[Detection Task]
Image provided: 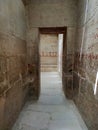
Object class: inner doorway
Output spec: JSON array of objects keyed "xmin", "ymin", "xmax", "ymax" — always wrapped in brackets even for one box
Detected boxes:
[{"xmin": 40, "ymin": 34, "xmax": 61, "ymax": 72}]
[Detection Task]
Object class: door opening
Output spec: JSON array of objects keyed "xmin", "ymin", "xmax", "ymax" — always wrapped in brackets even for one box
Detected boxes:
[{"xmin": 39, "ymin": 27, "xmax": 67, "ymax": 95}]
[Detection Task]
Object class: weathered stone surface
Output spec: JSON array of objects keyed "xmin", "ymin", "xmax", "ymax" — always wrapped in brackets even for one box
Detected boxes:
[
  {"xmin": 73, "ymin": 0, "xmax": 98, "ymax": 129},
  {"xmin": 26, "ymin": 0, "xmax": 77, "ymax": 27},
  {"xmin": 74, "ymin": 75, "xmax": 98, "ymax": 130},
  {"xmin": 0, "ymin": 0, "xmax": 27, "ymax": 130}
]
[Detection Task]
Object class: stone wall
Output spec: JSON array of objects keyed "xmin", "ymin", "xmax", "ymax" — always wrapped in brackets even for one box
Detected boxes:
[
  {"xmin": 0, "ymin": 0, "xmax": 27, "ymax": 129},
  {"xmin": 40, "ymin": 34, "xmax": 58, "ymax": 72},
  {"xmin": 25, "ymin": 0, "xmax": 77, "ymax": 97},
  {"xmin": 73, "ymin": 0, "xmax": 98, "ymax": 129}
]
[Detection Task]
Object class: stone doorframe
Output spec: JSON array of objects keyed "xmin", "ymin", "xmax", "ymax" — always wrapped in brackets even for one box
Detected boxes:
[
  {"xmin": 27, "ymin": 27, "xmax": 67, "ymax": 99},
  {"xmin": 39, "ymin": 27, "xmax": 67, "ymax": 96}
]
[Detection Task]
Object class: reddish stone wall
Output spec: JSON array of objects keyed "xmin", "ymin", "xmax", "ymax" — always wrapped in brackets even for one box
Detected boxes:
[
  {"xmin": 0, "ymin": 0, "xmax": 28, "ymax": 129},
  {"xmin": 73, "ymin": 0, "xmax": 98, "ymax": 130}
]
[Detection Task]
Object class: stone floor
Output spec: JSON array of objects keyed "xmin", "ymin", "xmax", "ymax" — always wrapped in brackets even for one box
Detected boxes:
[{"xmin": 12, "ymin": 72, "xmax": 88, "ymax": 130}]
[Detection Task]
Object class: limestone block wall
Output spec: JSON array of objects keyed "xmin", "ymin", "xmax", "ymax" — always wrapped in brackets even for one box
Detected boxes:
[
  {"xmin": 25, "ymin": 0, "xmax": 77, "ymax": 96},
  {"xmin": 27, "ymin": 28, "xmax": 40, "ymax": 99},
  {"xmin": 73, "ymin": 0, "xmax": 98, "ymax": 129},
  {"xmin": 0, "ymin": 0, "xmax": 27, "ymax": 129},
  {"xmin": 40, "ymin": 34, "xmax": 58, "ymax": 72}
]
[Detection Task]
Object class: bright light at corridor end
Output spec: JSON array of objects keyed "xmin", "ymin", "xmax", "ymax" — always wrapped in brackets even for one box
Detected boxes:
[{"xmin": 94, "ymin": 71, "xmax": 98, "ymax": 95}]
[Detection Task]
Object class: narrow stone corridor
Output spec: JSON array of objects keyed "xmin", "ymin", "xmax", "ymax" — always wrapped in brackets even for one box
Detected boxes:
[{"xmin": 12, "ymin": 72, "xmax": 88, "ymax": 130}]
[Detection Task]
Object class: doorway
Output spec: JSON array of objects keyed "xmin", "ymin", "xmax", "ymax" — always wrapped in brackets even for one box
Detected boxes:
[{"xmin": 39, "ymin": 27, "xmax": 67, "ymax": 93}]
